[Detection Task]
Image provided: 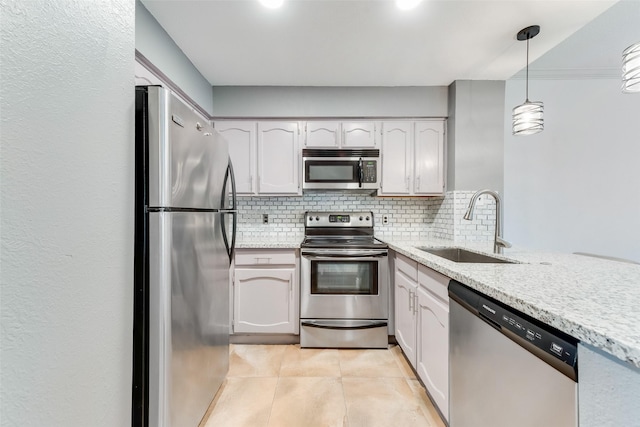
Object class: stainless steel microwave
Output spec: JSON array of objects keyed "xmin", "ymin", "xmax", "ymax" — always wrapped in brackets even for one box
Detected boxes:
[{"xmin": 302, "ymin": 149, "xmax": 380, "ymax": 192}]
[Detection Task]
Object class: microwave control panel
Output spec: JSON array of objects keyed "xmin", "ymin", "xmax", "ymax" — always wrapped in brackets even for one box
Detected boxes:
[{"xmin": 362, "ymin": 161, "xmax": 377, "ymax": 183}]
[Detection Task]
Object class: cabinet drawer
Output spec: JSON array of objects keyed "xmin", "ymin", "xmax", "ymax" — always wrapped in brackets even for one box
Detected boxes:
[
  {"xmin": 235, "ymin": 249, "xmax": 297, "ymax": 266},
  {"xmin": 395, "ymin": 253, "xmax": 418, "ymax": 281},
  {"xmin": 418, "ymin": 264, "xmax": 449, "ymax": 302}
]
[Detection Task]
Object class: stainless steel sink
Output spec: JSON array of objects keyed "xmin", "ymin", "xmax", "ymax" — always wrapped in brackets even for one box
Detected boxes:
[{"xmin": 416, "ymin": 247, "xmax": 518, "ymax": 264}]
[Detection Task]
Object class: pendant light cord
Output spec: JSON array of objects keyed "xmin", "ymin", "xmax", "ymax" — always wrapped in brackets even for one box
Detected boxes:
[{"xmin": 525, "ymin": 37, "xmax": 530, "ymax": 102}]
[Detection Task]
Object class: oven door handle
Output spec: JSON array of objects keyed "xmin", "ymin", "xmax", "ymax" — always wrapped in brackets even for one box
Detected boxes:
[
  {"xmin": 301, "ymin": 250, "xmax": 388, "ymax": 258},
  {"xmin": 301, "ymin": 320, "xmax": 388, "ymax": 330}
]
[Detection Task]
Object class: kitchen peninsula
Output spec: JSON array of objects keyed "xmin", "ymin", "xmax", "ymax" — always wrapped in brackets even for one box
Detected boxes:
[{"xmin": 236, "ymin": 235, "xmax": 640, "ymax": 427}]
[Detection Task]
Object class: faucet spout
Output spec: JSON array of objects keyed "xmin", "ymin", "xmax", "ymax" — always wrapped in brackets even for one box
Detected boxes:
[{"xmin": 463, "ymin": 189, "xmax": 511, "ymax": 254}]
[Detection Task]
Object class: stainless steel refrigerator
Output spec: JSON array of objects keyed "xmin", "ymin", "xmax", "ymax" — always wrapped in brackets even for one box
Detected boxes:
[{"xmin": 133, "ymin": 86, "xmax": 236, "ymax": 427}]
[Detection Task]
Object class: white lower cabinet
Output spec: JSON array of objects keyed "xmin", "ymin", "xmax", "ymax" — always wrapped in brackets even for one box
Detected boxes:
[
  {"xmin": 416, "ymin": 265, "xmax": 449, "ymax": 421},
  {"xmin": 232, "ymin": 249, "xmax": 299, "ymax": 334},
  {"xmin": 394, "ymin": 253, "xmax": 418, "ymax": 365},
  {"xmin": 393, "ymin": 252, "xmax": 450, "ymax": 421}
]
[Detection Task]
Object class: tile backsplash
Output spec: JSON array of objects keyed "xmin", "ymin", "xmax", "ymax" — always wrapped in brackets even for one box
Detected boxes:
[{"xmin": 236, "ymin": 190, "xmax": 496, "ymax": 244}]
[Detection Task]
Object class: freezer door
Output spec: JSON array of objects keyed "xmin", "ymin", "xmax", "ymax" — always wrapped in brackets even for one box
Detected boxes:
[
  {"xmin": 148, "ymin": 211, "xmax": 229, "ymax": 427},
  {"xmin": 146, "ymin": 86, "xmax": 229, "ymax": 210}
]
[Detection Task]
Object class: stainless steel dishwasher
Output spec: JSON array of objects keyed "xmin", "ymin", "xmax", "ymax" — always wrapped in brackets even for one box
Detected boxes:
[{"xmin": 449, "ymin": 280, "xmax": 578, "ymax": 427}]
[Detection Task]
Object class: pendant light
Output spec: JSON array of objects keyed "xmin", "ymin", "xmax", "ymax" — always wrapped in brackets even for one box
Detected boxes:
[
  {"xmin": 622, "ymin": 41, "xmax": 640, "ymax": 93},
  {"xmin": 512, "ymin": 25, "xmax": 543, "ymax": 136}
]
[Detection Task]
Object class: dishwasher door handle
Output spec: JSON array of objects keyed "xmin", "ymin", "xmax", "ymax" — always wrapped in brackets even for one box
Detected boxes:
[{"xmin": 478, "ymin": 312, "xmax": 502, "ymax": 330}]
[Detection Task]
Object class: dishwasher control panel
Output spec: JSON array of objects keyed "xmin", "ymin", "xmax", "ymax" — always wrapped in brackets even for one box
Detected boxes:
[
  {"xmin": 477, "ymin": 296, "xmax": 578, "ymax": 368},
  {"xmin": 449, "ymin": 280, "xmax": 579, "ymax": 372}
]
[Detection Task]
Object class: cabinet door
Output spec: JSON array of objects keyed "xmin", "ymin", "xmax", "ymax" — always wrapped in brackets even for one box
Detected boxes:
[
  {"xmin": 414, "ymin": 120, "xmax": 445, "ymax": 195},
  {"xmin": 394, "ymin": 267, "xmax": 417, "ymax": 367},
  {"xmin": 342, "ymin": 122, "xmax": 377, "ymax": 148},
  {"xmin": 380, "ymin": 121, "xmax": 412, "ymax": 195},
  {"xmin": 257, "ymin": 122, "xmax": 300, "ymax": 194},
  {"xmin": 304, "ymin": 121, "xmax": 340, "ymax": 148},
  {"xmin": 233, "ymin": 268, "xmax": 296, "ymax": 333},
  {"xmin": 416, "ymin": 286, "xmax": 449, "ymax": 421},
  {"xmin": 215, "ymin": 121, "xmax": 256, "ymax": 195}
]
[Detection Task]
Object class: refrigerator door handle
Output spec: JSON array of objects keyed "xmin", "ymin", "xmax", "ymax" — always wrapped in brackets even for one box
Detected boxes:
[{"xmin": 220, "ymin": 158, "xmax": 237, "ymax": 263}]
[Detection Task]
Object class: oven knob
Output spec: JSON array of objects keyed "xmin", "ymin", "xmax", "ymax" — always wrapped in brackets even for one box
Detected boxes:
[
  {"xmin": 315, "ymin": 216, "xmax": 319, "ymax": 221},
  {"xmin": 359, "ymin": 216, "xmax": 363, "ymax": 221},
  {"xmin": 366, "ymin": 216, "xmax": 370, "ymax": 221},
  {"xmin": 308, "ymin": 216, "xmax": 313, "ymax": 221}
]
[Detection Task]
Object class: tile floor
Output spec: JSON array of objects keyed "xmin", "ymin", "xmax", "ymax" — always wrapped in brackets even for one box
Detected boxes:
[{"xmin": 201, "ymin": 344, "xmax": 446, "ymax": 427}]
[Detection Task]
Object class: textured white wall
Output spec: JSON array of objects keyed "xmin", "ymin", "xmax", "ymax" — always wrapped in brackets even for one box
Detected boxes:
[
  {"xmin": 578, "ymin": 343, "xmax": 640, "ymax": 427},
  {"xmin": 0, "ymin": 1, "xmax": 134, "ymax": 426},
  {"xmin": 503, "ymin": 77, "xmax": 640, "ymax": 262}
]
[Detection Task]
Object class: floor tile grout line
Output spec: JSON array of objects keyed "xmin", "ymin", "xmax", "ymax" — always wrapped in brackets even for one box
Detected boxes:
[
  {"xmin": 336, "ymin": 348, "xmax": 349, "ymax": 427},
  {"xmin": 265, "ymin": 344, "xmax": 290, "ymax": 427}
]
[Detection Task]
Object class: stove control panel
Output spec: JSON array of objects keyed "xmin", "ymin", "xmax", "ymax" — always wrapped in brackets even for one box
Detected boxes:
[
  {"xmin": 305, "ymin": 212, "xmax": 374, "ymax": 227},
  {"xmin": 329, "ymin": 214, "xmax": 350, "ymax": 223}
]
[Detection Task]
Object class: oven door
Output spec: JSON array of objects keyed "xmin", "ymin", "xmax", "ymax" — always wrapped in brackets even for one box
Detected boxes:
[{"xmin": 300, "ymin": 249, "xmax": 389, "ymax": 319}]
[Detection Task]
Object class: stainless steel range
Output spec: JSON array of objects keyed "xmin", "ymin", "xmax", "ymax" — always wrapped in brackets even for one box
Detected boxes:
[{"xmin": 300, "ymin": 211, "xmax": 389, "ymax": 349}]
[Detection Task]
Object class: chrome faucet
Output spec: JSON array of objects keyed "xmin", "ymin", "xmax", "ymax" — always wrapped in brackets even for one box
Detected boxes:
[{"xmin": 463, "ymin": 189, "xmax": 512, "ymax": 254}]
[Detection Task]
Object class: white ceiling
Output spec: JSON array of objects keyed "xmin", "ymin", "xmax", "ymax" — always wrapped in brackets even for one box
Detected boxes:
[{"xmin": 141, "ymin": 0, "xmax": 620, "ymax": 87}]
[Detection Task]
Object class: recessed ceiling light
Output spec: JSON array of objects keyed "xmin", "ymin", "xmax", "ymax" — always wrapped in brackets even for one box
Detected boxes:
[
  {"xmin": 259, "ymin": 0, "xmax": 284, "ymax": 9},
  {"xmin": 396, "ymin": 0, "xmax": 423, "ymax": 11}
]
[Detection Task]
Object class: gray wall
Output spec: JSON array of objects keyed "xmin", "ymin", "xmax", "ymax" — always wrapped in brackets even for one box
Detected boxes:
[
  {"xmin": 447, "ymin": 80, "xmax": 506, "ymax": 195},
  {"xmin": 135, "ymin": 0, "xmax": 214, "ymax": 114},
  {"xmin": 578, "ymin": 344, "xmax": 640, "ymax": 427},
  {"xmin": 210, "ymin": 86, "xmax": 448, "ymax": 117},
  {"xmin": 1, "ymin": 1, "xmax": 134, "ymax": 425},
  {"xmin": 503, "ymin": 0, "xmax": 640, "ymax": 262},
  {"xmin": 503, "ymin": 76, "xmax": 640, "ymax": 261}
]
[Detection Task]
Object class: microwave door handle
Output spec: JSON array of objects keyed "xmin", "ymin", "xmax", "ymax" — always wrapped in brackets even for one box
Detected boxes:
[{"xmin": 358, "ymin": 158, "xmax": 364, "ymax": 188}]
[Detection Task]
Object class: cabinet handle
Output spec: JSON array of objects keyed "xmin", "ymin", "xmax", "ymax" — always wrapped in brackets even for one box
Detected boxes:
[
  {"xmin": 413, "ymin": 293, "xmax": 418, "ymax": 315},
  {"xmin": 409, "ymin": 290, "xmax": 414, "ymax": 312},
  {"xmin": 254, "ymin": 257, "xmax": 271, "ymax": 264},
  {"xmin": 406, "ymin": 176, "xmax": 410, "ymax": 190},
  {"xmin": 416, "ymin": 176, "xmax": 420, "ymax": 191}
]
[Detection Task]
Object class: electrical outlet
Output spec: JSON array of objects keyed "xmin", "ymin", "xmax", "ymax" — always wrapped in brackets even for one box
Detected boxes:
[
  {"xmin": 262, "ymin": 214, "xmax": 269, "ymax": 224},
  {"xmin": 382, "ymin": 214, "xmax": 389, "ymax": 225}
]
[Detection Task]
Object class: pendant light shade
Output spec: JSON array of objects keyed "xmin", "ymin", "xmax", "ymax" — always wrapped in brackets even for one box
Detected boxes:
[
  {"xmin": 512, "ymin": 25, "xmax": 543, "ymax": 136},
  {"xmin": 512, "ymin": 101, "xmax": 544, "ymax": 135},
  {"xmin": 622, "ymin": 41, "xmax": 640, "ymax": 93}
]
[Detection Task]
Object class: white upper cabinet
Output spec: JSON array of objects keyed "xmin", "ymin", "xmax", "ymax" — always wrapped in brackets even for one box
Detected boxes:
[
  {"xmin": 342, "ymin": 122, "xmax": 377, "ymax": 148},
  {"xmin": 257, "ymin": 121, "xmax": 301, "ymax": 195},
  {"xmin": 215, "ymin": 121, "xmax": 256, "ymax": 195},
  {"xmin": 380, "ymin": 119, "xmax": 445, "ymax": 196},
  {"xmin": 303, "ymin": 121, "xmax": 377, "ymax": 148},
  {"xmin": 414, "ymin": 120, "xmax": 445, "ymax": 195},
  {"xmin": 381, "ymin": 122, "xmax": 412, "ymax": 195},
  {"xmin": 304, "ymin": 121, "xmax": 341, "ymax": 148}
]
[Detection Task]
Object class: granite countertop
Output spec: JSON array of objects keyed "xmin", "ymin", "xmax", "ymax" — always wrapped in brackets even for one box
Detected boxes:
[
  {"xmin": 235, "ymin": 237, "xmax": 303, "ymax": 249},
  {"xmin": 381, "ymin": 237, "xmax": 640, "ymax": 369}
]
